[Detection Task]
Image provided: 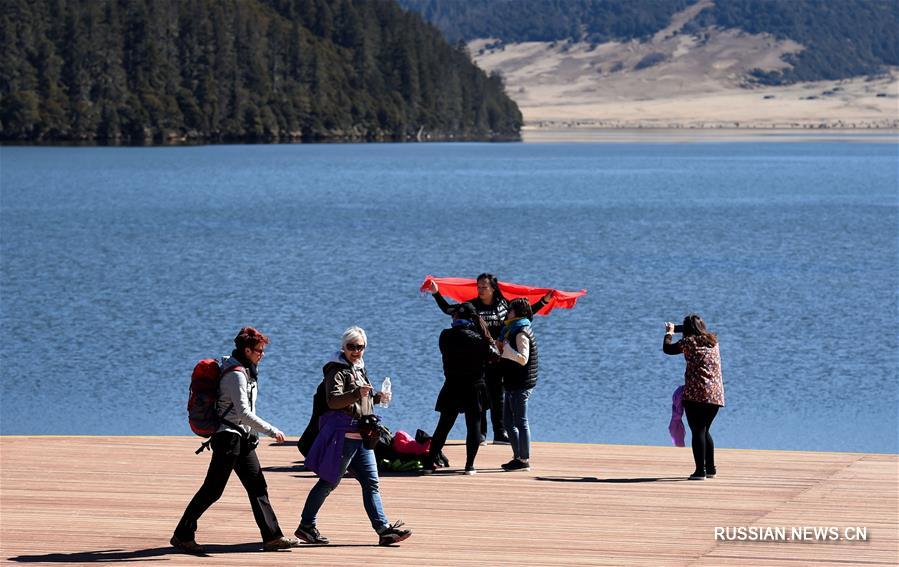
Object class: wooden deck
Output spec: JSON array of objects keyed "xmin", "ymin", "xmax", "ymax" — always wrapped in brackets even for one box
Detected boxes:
[{"xmin": 1, "ymin": 436, "xmax": 896, "ymax": 566}]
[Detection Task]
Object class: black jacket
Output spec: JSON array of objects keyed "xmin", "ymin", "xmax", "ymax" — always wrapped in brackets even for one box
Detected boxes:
[
  {"xmin": 297, "ymin": 381, "xmax": 327, "ymax": 457},
  {"xmin": 434, "ymin": 324, "xmax": 492, "ymax": 413}
]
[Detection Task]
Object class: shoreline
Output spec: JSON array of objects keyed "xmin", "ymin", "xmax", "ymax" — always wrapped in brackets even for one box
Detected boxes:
[
  {"xmin": 4, "ymin": 125, "xmax": 898, "ymax": 147},
  {"xmin": 522, "ymin": 125, "xmax": 899, "ymax": 143}
]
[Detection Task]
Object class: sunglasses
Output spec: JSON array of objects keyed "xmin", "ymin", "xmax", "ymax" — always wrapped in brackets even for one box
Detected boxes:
[{"xmin": 345, "ymin": 343, "xmax": 366, "ymax": 352}]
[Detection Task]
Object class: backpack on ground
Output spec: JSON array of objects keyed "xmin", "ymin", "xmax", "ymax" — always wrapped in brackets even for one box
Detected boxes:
[{"xmin": 188, "ymin": 357, "xmax": 243, "ymax": 453}]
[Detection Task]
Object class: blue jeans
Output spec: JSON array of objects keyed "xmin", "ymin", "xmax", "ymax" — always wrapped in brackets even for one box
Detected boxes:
[
  {"xmin": 301, "ymin": 437, "xmax": 388, "ymax": 531},
  {"xmin": 503, "ymin": 388, "xmax": 532, "ymax": 460}
]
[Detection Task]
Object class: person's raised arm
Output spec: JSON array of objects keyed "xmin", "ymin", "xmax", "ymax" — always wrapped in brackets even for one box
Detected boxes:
[
  {"xmin": 429, "ymin": 280, "xmax": 456, "ymax": 314},
  {"xmin": 663, "ymin": 322, "xmax": 683, "ymax": 355},
  {"xmin": 532, "ymin": 290, "xmax": 553, "ymax": 314}
]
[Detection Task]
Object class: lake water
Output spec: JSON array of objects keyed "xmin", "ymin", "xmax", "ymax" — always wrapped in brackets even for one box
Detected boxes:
[{"xmin": 1, "ymin": 141, "xmax": 896, "ymax": 454}]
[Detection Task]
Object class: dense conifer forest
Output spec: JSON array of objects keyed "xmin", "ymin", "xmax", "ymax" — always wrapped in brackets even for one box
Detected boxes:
[
  {"xmin": 399, "ymin": 0, "xmax": 899, "ymax": 85},
  {"xmin": 0, "ymin": 0, "xmax": 522, "ymax": 143}
]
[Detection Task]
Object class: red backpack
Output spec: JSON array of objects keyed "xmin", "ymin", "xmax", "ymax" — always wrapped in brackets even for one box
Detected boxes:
[{"xmin": 188, "ymin": 358, "xmax": 243, "ymax": 452}]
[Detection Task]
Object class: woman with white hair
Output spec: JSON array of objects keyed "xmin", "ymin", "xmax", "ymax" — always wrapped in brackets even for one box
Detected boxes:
[{"xmin": 295, "ymin": 327, "xmax": 412, "ymax": 546}]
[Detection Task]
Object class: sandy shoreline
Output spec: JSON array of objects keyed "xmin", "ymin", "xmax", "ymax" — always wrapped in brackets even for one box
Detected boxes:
[{"xmin": 521, "ymin": 126, "xmax": 899, "ymax": 143}]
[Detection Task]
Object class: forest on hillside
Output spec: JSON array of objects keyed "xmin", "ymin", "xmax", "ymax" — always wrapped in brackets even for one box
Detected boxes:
[
  {"xmin": 399, "ymin": 0, "xmax": 695, "ymax": 45},
  {"xmin": 0, "ymin": 0, "xmax": 522, "ymax": 143},
  {"xmin": 399, "ymin": 0, "xmax": 899, "ymax": 85},
  {"xmin": 692, "ymin": 0, "xmax": 899, "ymax": 84}
]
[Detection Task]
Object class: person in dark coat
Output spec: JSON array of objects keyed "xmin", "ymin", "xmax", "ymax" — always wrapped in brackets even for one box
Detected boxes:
[{"xmin": 424, "ymin": 303, "xmax": 496, "ymax": 474}]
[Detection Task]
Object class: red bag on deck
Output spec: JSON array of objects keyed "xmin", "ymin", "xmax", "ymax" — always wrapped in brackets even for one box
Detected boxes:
[{"xmin": 391, "ymin": 430, "xmax": 430, "ymax": 456}]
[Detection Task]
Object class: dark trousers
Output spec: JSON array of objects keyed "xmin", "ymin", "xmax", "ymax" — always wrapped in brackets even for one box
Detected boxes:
[
  {"xmin": 429, "ymin": 407, "xmax": 482, "ymax": 469},
  {"xmin": 482, "ymin": 363, "xmax": 506, "ymax": 439},
  {"xmin": 683, "ymin": 400, "xmax": 720, "ymax": 475},
  {"xmin": 174, "ymin": 432, "xmax": 284, "ymax": 542}
]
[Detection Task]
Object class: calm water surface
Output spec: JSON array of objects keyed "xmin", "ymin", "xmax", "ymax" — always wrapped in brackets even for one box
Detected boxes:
[{"xmin": 1, "ymin": 142, "xmax": 896, "ymax": 453}]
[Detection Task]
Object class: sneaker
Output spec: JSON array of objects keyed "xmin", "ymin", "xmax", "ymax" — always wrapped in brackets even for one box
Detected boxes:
[
  {"xmin": 378, "ymin": 520, "xmax": 412, "ymax": 546},
  {"xmin": 170, "ymin": 535, "xmax": 204, "ymax": 554},
  {"xmin": 464, "ymin": 466, "xmax": 477, "ymax": 475},
  {"xmin": 493, "ymin": 432, "xmax": 511, "ymax": 444},
  {"xmin": 479, "ymin": 439, "xmax": 488, "ymax": 446},
  {"xmin": 706, "ymin": 468, "xmax": 717, "ymax": 478},
  {"xmin": 502, "ymin": 458, "xmax": 530, "ymax": 471},
  {"xmin": 294, "ymin": 524, "xmax": 330, "ymax": 544},
  {"xmin": 688, "ymin": 472, "xmax": 706, "ymax": 480},
  {"xmin": 263, "ymin": 536, "xmax": 300, "ymax": 551}
]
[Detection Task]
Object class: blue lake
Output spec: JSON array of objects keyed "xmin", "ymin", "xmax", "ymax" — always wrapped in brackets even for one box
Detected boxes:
[{"xmin": 1, "ymin": 141, "xmax": 896, "ymax": 454}]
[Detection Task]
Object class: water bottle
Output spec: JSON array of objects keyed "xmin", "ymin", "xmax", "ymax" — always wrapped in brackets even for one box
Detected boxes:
[{"xmin": 379, "ymin": 377, "xmax": 391, "ymax": 408}]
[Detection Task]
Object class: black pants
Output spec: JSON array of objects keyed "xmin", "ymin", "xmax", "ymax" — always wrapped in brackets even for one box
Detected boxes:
[
  {"xmin": 683, "ymin": 400, "xmax": 720, "ymax": 475},
  {"xmin": 482, "ymin": 363, "xmax": 506, "ymax": 439},
  {"xmin": 429, "ymin": 407, "xmax": 482, "ymax": 469},
  {"xmin": 174, "ymin": 432, "xmax": 284, "ymax": 542}
]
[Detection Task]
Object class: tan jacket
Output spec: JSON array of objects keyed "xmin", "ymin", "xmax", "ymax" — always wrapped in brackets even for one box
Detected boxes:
[{"xmin": 323, "ymin": 357, "xmax": 375, "ymax": 419}]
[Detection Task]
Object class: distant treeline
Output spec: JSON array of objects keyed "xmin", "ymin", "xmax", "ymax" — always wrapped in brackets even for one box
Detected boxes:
[
  {"xmin": 399, "ymin": 0, "xmax": 899, "ymax": 85},
  {"xmin": 399, "ymin": 0, "xmax": 695, "ymax": 45},
  {"xmin": 0, "ymin": 0, "xmax": 522, "ymax": 143}
]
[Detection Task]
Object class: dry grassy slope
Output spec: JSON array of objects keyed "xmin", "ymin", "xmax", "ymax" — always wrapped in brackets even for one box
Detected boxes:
[{"xmin": 468, "ymin": 0, "xmax": 899, "ymax": 129}]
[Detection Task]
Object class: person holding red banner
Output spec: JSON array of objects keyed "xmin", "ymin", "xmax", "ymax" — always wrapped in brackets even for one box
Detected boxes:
[{"xmin": 428, "ymin": 273, "xmax": 551, "ymax": 444}]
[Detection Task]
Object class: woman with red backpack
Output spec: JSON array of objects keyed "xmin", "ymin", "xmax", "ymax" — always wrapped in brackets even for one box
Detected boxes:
[{"xmin": 171, "ymin": 327, "xmax": 299, "ymax": 553}]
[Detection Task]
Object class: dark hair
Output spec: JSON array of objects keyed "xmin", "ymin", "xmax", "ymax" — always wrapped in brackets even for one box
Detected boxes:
[
  {"xmin": 234, "ymin": 326, "xmax": 270, "ymax": 351},
  {"xmin": 509, "ymin": 297, "xmax": 533, "ymax": 320},
  {"xmin": 476, "ymin": 273, "xmax": 506, "ymax": 304},
  {"xmin": 454, "ymin": 302, "xmax": 492, "ymax": 341},
  {"xmin": 682, "ymin": 314, "xmax": 717, "ymax": 347}
]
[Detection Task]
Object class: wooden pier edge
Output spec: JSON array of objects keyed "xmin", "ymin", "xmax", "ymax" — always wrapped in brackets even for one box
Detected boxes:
[{"xmin": 1, "ymin": 436, "xmax": 896, "ymax": 566}]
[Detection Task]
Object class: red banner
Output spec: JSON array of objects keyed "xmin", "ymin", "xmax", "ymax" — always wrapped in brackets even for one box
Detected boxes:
[{"xmin": 420, "ymin": 275, "xmax": 586, "ymax": 316}]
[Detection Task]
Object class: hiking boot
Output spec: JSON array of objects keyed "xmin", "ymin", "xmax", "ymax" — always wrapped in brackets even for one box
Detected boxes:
[
  {"xmin": 502, "ymin": 458, "xmax": 530, "ymax": 471},
  {"xmin": 170, "ymin": 535, "xmax": 204, "ymax": 555},
  {"xmin": 378, "ymin": 520, "xmax": 412, "ymax": 546},
  {"xmin": 295, "ymin": 523, "xmax": 330, "ymax": 544},
  {"xmin": 263, "ymin": 536, "xmax": 300, "ymax": 551}
]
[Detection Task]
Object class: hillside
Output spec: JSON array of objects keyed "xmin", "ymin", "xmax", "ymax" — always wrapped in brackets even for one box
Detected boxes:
[
  {"xmin": 401, "ymin": 0, "xmax": 899, "ymax": 130},
  {"xmin": 401, "ymin": 0, "xmax": 899, "ymax": 85},
  {"xmin": 0, "ymin": 0, "xmax": 522, "ymax": 143}
]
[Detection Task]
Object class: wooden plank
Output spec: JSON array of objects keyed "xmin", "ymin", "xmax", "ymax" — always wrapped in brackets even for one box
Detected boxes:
[{"xmin": 1, "ymin": 437, "xmax": 895, "ymax": 566}]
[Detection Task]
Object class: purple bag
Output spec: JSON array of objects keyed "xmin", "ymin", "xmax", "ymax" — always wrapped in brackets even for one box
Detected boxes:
[{"xmin": 669, "ymin": 386, "xmax": 686, "ymax": 447}]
